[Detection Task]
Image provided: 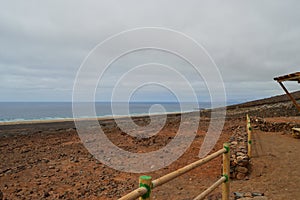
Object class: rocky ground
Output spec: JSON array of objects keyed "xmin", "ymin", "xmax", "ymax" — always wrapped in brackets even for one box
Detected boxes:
[
  {"xmin": 0, "ymin": 114, "xmax": 236, "ymax": 200},
  {"xmin": 1, "ymin": 91, "xmax": 300, "ymax": 200}
]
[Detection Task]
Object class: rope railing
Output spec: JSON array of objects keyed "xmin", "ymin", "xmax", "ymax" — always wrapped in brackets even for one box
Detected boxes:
[{"xmin": 119, "ymin": 143, "xmax": 230, "ymax": 200}]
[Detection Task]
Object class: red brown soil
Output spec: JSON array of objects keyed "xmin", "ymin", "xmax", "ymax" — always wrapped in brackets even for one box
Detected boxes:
[
  {"xmin": 0, "ymin": 114, "xmax": 238, "ymax": 200},
  {"xmin": 263, "ymin": 116, "xmax": 300, "ymax": 124},
  {"xmin": 1, "ymin": 93, "xmax": 300, "ymax": 200}
]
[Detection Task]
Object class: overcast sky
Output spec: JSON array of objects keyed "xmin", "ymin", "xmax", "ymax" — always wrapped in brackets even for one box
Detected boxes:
[{"xmin": 1, "ymin": 0, "xmax": 300, "ymax": 103}]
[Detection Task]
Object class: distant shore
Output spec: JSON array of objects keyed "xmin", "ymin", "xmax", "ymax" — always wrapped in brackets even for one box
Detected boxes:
[
  {"xmin": 0, "ymin": 111, "xmax": 191, "ymax": 126},
  {"xmin": 0, "ymin": 101, "xmax": 199, "ymax": 124}
]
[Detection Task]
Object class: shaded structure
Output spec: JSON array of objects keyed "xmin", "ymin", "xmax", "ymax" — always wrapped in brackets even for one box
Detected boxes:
[{"xmin": 274, "ymin": 72, "xmax": 300, "ymax": 112}]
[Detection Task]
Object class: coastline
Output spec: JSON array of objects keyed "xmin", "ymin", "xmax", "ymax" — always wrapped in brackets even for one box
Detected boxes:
[
  {"xmin": 0, "ymin": 110, "xmax": 192, "ymax": 126},
  {"xmin": 0, "ymin": 101, "xmax": 201, "ymax": 126}
]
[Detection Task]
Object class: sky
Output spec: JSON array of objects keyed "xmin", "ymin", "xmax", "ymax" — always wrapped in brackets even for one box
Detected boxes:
[{"xmin": 1, "ymin": 0, "xmax": 300, "ymax": 103}]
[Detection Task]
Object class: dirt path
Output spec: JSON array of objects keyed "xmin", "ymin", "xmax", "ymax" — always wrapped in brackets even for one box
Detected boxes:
[{"xmin": 231, "ymin": 130, "xmax": 300, "ymax": 200}]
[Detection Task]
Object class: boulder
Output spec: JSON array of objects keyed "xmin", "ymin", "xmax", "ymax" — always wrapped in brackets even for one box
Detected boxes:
[
  {"xmin": 236, "ymin": 166, "xmax": 248, "ymax": 174},
  {"xmin": 236, "ymin": 172, "xmax": 246, "ymax": 180}
]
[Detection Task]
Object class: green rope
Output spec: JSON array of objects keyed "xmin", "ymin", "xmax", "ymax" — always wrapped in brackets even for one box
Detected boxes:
[
  {"xmin": 222, "ymin": 174, "xmax": 229, "ymax": 183},
  {"xmin": 248, "ymin": 140, "xmax": 252, "ymax": 144},
  {"xmin": 224, "ymin": 145, "xmax": 230, "ymax": 154},
  {"xmin": 139, "ymin": 176, "xmax": 152, "ymax": 199},
  {"xmin": 139, "ymin": 183, "xmax": 151, "ymax": 199},
  {"xmin": 249, "ymin": 127, "xmax": 252, "ymax": 131}
]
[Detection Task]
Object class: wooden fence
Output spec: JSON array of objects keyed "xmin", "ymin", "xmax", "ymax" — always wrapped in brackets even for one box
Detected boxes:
[
  {"xmin": 246, "ymin": 114, "xmax": 252, "ymax": 158},
  {"xmin": 119, "ymin": 143, "xmax": 230, "ymax": 200}
]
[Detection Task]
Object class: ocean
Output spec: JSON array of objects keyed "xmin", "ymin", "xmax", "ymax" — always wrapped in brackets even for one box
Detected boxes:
[{"xmin": 0, "ymin": 102, "xmax": 212, "ymax": 122}]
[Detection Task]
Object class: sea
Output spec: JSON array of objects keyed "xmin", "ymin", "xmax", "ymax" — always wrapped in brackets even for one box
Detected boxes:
[{"xmin": 0, "ymin": 102, "xmax": 217, "ymax": 123}]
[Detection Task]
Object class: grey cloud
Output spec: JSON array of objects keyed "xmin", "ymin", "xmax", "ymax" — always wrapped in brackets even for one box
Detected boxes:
[{"xmin": 0, "ymin": 0, "xmax": 300, "ymax": 102}]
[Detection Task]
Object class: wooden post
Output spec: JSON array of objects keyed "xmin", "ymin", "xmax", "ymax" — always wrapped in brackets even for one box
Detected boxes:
[
  {"xmin": 139, "ymin": 176, "xmax": 152, "ymax": 200},
  {"xmin": 222, "ymin": 143, "xmax": 230, "ymax": 200},
  {"xmin": 247, "ymin": 114, "xmax": 252, "ymax": 158},
  {"xmin": 278, "ymin": 81, "xmax": 300, "ymax": 112}
]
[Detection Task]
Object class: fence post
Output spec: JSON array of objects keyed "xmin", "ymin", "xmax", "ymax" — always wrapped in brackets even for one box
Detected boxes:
[
  {"xmin": 222, "ymin": 143, "xmax": 230, "ymax": 200},
  {"xmin": 246, "ymin": 114, "xmax": 252, "ymax": 158},
  {"xmin": 139, "ymin": 176, "xmax": 152, "ymax": 200}
]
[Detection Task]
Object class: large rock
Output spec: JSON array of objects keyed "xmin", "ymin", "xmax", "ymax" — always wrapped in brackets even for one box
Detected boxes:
[
  {"xmin": 236, "ymin": 172, "xmax": 246, "ymax": 180},
  {"xmin": 233, "ymin": 192, "xmax": 244, "ymax": 199},
  {"xmin": 238, "ymin": 159, "xmax": 249, "ymax": 167},
  {"xmin": 236, "ymin": 166, "xmax": 248, "ymax": 174}
]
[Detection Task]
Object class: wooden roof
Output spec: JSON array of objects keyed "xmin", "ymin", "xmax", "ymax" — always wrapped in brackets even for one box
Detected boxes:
[{"xmin": 274, "ymin": 72, "xmax": 300, "ymax": 83}]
